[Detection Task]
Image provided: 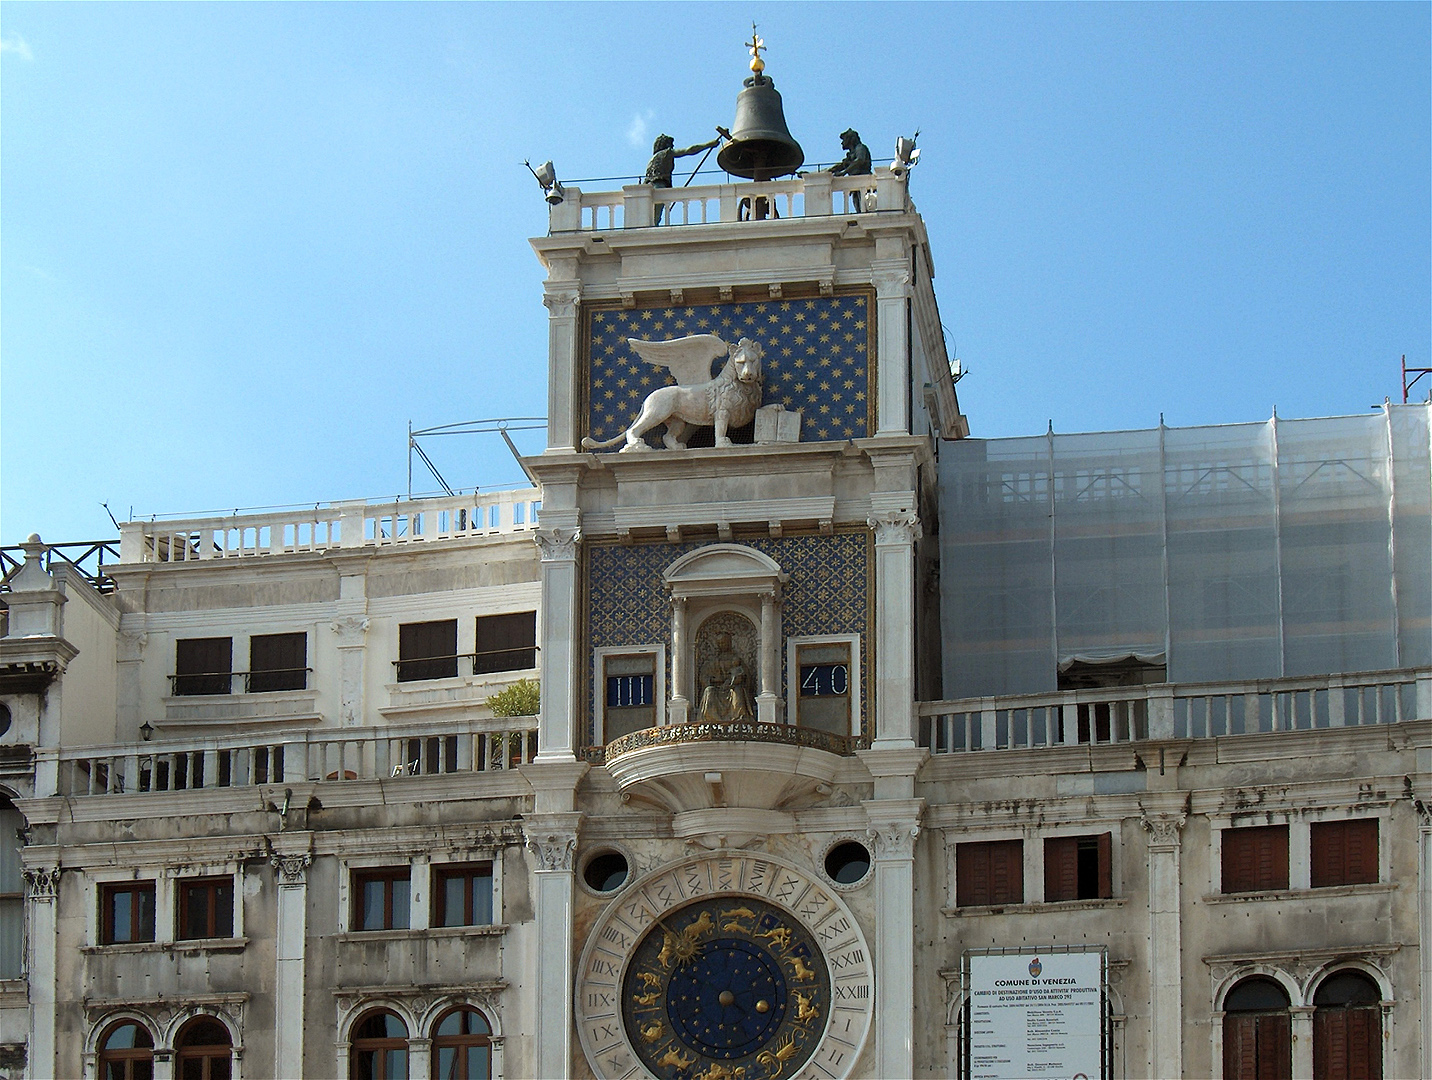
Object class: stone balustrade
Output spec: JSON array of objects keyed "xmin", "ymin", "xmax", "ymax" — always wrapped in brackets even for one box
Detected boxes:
[
  {"xmin": 550, "ymin": 168, "xmax": 908, "ymax": 234},
  {"xmin": 918, "ymin": 667, "xmax": 1430, "ymax": 753},
  {"xmin": 43, "ymin": 717, "xmax": 540, "ymax": 797},
  {"xmin": 118, "ymin": 488, "xmax": 541, "ymax": 564}
]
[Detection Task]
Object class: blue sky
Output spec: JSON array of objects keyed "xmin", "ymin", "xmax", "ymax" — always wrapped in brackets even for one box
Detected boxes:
[{"xmin": 3, "ymin": 2, "xmax": 1428, "ymax": 543}]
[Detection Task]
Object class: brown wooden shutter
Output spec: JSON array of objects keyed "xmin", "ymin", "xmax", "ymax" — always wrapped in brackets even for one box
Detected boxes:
[
  {"xmin": 175, "ymin": 638, "xmax": 232, "ymax": 695},
  {"xmin": 956, "ymin": 843, "xmax": 989, "ymax": 907},
  {"xmin": 1097, "ymin": 831, "xmax": 1113, "ymax": 898},
  {"xmin": 398, "ymin": 620, "xmax": 458, "ymax": 681},
  {"xmin": 1257, "ymin": 1014, "xmax": 1291, "ymax": 1080},
  {"xmin": 1225, "ymin": 1015, "xmax": 1259, "ymax": 1080},
  {"xmin": 249, "ymin": 633, "xmax": 306, "ymax": 692},
  {"xmin": 957, "ymin": 840, "xmax": 1022, "ymax": 906},
  {"xmin": 474, "ymin": 612, "xmax": 537, "ymax": 674},
  {"xmin": 1044, "ymin": 837, "xmax": 1078, "ymax": 902},
  {"xmin": 1223, "ymin": 825, "xmax": 1289, "ymax": 892},
  {"xmin": 990, "ymin": 840, "xmax": 1023, "ymax": 904},
  {"xmin": 1312, "ymin": 820, "xmax": 1378, "ymax": 888}
]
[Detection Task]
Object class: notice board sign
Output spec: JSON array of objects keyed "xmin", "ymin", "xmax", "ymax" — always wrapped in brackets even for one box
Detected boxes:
[{"xmin": 968, "ymin": 950, "xmax": 1103, "ymax": 1079}]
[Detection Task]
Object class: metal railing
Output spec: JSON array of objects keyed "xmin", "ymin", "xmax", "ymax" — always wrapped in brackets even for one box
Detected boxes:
[
  {"xmin": 119, "ymin": 489, "xmax": 541, "ymax": 565},
  {"xmin": 1, "ymin": 540, "xmax": 121, "ymax": 593},
  {"xmin": 168, "ymin": 668, "xmax": 312, "ymax": 696},
  {"xmin": 46, "ymin": 717, "xmax": 541, "ymax": 797},
  {"xmin": 393, "ymin": 649, "xmax": 538, "ymax": 683},
  {"xmin": 918, "ymin": 668, "xmax": 1429, "ymax": 754}
]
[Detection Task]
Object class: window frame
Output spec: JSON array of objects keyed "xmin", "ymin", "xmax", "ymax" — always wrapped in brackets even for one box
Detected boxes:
[
  {"xmin": 247, "ymin": 631, "xmax": 309, "ymax": 693},
  {"xmin": 100, "ymin": 880, "xmax": 157, "ymax": 945},
  {"xmin": 1310, "ymin": 818, "xmax": 1379, "ymax": 889},
  {"xmin": 177, "ymin": 875, "xmax": 236, "ymax": 941},
  {"xmin": 955, "ymin": 838, "xmax": 1024, "ymax": 908},
  {"xmin": 594, "ymin": 644, "xmax": 666, "ymax": 744},
  {"xmin": 173, "ymin": 637, "xmax": 234, "ymax": 697},
  {"xmin": 174, "ymin": 1015, "xmax": 233, "ymax": 1080},
  {"xmin": 785, "ymin": 633, "xmax": 862, "ymax": 735},
  {"xmin": 397, "ymin": 620, "xmax": 460, "ymax": 683},
  {"xmin": 1221, "ymin": 824, "xmax": 1291, "ymax": 894},
  {"xmin": 96, "ymin": 1019, "xmax": 156, "ymax": 1080},
  {"xmin": 1043, "ymin": 833, "xmax": 1113, "ymax": 902},
  {"xmin": 349, "ymin": 1008, "xmax": 410, "ymax": 1080},
  {"xmin": 352, "ymin": 867, "xmax": 413, "ymax": 932},
  {"xmin": 432, "ymin": 863, "xmax": 496, "ymax": 928},
  {"xmin": 429, "ymin": 1006, "xmax": 493, "ymax": 1080},
  {"xmin": 474, "ymin": 611, "xmax": 538, "ymax": 675}
]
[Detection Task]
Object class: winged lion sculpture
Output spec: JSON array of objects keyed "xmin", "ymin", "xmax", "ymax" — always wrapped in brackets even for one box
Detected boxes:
[{"xmin": 581, "ymin": 334, "xmax": 763, "ymax": 452}]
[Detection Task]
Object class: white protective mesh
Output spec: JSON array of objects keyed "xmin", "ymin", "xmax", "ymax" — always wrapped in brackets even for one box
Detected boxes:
[{"xmin": 939, "ymin": 406, "xmax": 1431, "ymax": 699}]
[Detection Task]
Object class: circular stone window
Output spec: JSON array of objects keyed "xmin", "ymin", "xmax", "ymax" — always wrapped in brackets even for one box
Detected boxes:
[
  {"xmin": 824, "ymin": 841, "xmax": 872, "ymax": 885},
  {"xmin": 0, "ymin": 704, "xmax": 10, "ymax": 738},
  {"xmin": 584, "ymin": 851, "xmax": 630, "ymax": 893}
]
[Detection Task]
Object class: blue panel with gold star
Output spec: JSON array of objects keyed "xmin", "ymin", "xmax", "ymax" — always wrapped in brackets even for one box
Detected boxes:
[{"xmin": 585, "ymin": 293, "xmax": 874, "ymax": 446}]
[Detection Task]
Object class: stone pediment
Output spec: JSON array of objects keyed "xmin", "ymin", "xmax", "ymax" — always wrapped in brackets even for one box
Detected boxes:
[{"xmin": 661, "ymin": 544, "xmax": 787, "ymax": 599}]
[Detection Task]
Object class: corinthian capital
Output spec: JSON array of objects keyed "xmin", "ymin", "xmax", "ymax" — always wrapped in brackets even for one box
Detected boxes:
[
  {"xmin": 535, "ymin": 527, "xmax": 582, "ymax": 563},
  {"xmin": 270, "ymin": 852, "xmax": 312, "ymax": 885},
  {"xmin": 870, "ymin": 265, "xmax": 913, "ymax": 297},
  {"xmin": 1140, "ymin": 812, "xmax": 1186, "ymax": 849},
  {"xmin": 867, "ymin": 820, "xmax": 920, "ymax": 860},
  {"xmin": 525, "ymin": 830, "xmax": 578, "ymax": 872},
  {"xmin": 542, "ymin": 285, "xmax": 581, "ymax": 320},
  {"xmin": 22, "ymin": 866, "xmax": 59, "ymax": 899},
  {"xmin": 868, "ymin": 509, "xmax": 921, "ymax": 546},
  {"xmin": 330, "ymin": 616, "xmax": 370, "ymax": 645}
]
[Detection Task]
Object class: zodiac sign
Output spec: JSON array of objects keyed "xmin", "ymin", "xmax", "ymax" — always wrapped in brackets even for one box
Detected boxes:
[
  {"xmin": 636, "ymin": 970, "xmax": 662, "ymax": 991},
  {"xmin": 755, "ymin": 1032, "xmax": 802, "ymax": 1077},
  {"xmin": 639, "ymin": 1020, "xmax": 665, "ymax": 1044},
  {"xmin": 633, "ymin": 988, "xmax": 661, "ymax": 1006},
  {"xmin": 787, "ymin": 954, "xmax": 816, "ymax": 982},
  {"xmin": 657, "ymin": 909, "xmax": 714, "ymax": 968},
  {"xmin": 792, "ymin": 990, "xmax": 820, "ymax": 1025},
  {"xmin": 756, "ymin": 924, "xmax": 792, "ymax": 950},
  {"xmin": 695, "ymin": 1064, "xmax": 747, "ymax": 1080},
  {"xmin": 720, "ymin": 906, "xmax": 757, "ymax": 931},
  {"xmin": 657, "ymin": 1046, "xmax": 696, "ymax": 1071}
]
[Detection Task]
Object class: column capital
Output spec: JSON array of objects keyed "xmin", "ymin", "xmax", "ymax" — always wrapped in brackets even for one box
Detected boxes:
[
  {"xmin": 1140, "ymin": 810, "xmax": 1187, "ymax": 849},
  {"xmin": 524, "ymin": 812, "xmax": 582, "ymax": 872},
  {"xmin": 330, "ymin": 615, "xmax": 370, "ymax": 646},
  {"xmin": 22, "ymin": 865, "xmax": 59, "ymax": 899},
  {"xmin": 542, "ymin": 284, "xmax": 582, "ymax": 319},
  {"xmin": 867, "ymin": 508, "xmax": 921, "ymax": 546},
  {"xmin": 864, "ymin": 798, "xmax": 926, "ymax": 860},
  {"xmin": 270, "ymin": 852, "xmax": 312, "ymax": 885},
  {"xmin": 870, "ymin": 262, "xmax": 913, "ymax": 297},
  {"xmin": 535, "ymin": 527, "xmax": 583, "ymax": 562}
]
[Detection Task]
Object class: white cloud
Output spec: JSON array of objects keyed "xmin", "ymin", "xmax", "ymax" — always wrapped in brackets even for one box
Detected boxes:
[
  {"xmin": 1, "ymin": 34, "xmax": 33, "ymax": 61},
  {"xmin": 626, "ymin": 110, "xmax": 655, "ymax": 150}
]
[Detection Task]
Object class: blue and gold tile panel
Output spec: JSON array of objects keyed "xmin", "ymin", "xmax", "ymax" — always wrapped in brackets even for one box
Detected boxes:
[
  {"xmin": 585, "ymin": 531, "xmax": 873, "ymax": 744},
  {"xmin": 585, "ymin": 293, "xmax": 874, "ymax": 446}
]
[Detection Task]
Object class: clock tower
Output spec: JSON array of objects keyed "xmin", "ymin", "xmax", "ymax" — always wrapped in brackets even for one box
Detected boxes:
[{"xmin": 522, "ymin": 43, "xmax": 965, "ymax": 1079}]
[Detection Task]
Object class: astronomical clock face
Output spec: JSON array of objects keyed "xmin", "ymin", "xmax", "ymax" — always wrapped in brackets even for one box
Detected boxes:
[{"xmin": 576, "ymin": 854, "xmax": 874, "ymax": 1080}]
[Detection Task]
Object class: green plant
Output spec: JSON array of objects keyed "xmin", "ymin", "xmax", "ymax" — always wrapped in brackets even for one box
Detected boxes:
[{"xmin": 487, "ymin": 678, "xmax": 540, "ymax": 718}]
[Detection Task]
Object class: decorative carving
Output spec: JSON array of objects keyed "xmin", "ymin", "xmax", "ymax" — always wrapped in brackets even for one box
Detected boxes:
[
  {"xmin": 525, "ymin": 831, "xmax": 577, "ymax": 872},
  {"xmin": 117, "ymin": 631, "xmax": 149, "ymax": 663},
  {"xmin": 330, "ymin": 616, "xmax": 370, "ymax": 645},
  {"xmin": 871, "ymin": 266, "xmax": 913, "ymax": 297},
  {"xmin": 23, "ymin": 865, "xmax": 59, "ymax": 899},
  {"xmin": 867, "ymin": 821, "xmax": 920, "ymax": 860},
  {"xmin": 1140, "ymin": 812, "xmax": 1186, "ymax": 848},
  {"xmin": 535, "ymin": 528, "xmax": 582, "ymax": 562},
  {"xmin": 270, "ymin": 853, "xmax": 312, "ymax": 885},
  {"xmin": 868, "ymin": 509, "xmax": 921, "ymax": 546},
  {"xmin": 580, "ymin": 335, "xmax": 764, "ymax": 452},
  {"xmin": 605, "ymin": 720, "xmax": 857, "ymax": 763}
]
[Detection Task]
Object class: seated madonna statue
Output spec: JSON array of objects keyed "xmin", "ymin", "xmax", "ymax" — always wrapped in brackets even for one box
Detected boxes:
[{"xmin": 697, "ymin": 632, "xmax": 755, "ymax": 723}]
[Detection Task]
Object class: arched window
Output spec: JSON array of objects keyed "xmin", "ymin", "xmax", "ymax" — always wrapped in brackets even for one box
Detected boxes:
[
  {"xmin": 351, "ymin": 1009, "xmax": 409, "ymax": 1080},
  {"xmin": 1223, "ymin": 976, "xmax": 1291, "ymax": 1080},
  {"xmin": 98, "ymin": 1021, "xmax": 154, "ymax": 1080},
  {"xmin": 431, "ymin": 1007, "xmax": 491, "ymax": 1080},
  {"xmin": 175, "ymin": 1016, "xmax": 232, "ymax": 1080},
  {"xmin": 1313, "ymin": 970, "xmax": 1381, "ymax": 1080}
]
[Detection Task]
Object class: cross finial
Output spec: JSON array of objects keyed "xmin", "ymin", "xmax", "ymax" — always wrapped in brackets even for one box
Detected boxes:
[{"xmin": 747, "ymin": 24, "xmax": 766, "ymax": 75}]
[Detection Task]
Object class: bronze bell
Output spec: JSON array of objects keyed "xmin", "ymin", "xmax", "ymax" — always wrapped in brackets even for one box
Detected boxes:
[{"xmin": 717, "ymin": 73, "xmax": 804, "ymax": 181}]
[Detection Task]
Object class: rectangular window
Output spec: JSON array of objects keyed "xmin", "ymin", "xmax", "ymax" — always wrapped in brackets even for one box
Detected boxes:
[
  {"xmin": 178, "ymin": 877, "xmax": 234, "ymax": 940},
  {"xmin": 397, "ymin": 620, "xmax": 458, "ymax": 682},
  {"xmin": 956, "ymin": 839, "xmax": 1023, "ymax": 907},
  {"xmin": 433, "ymin": 864, "xmax": 495, "ymax": 927},
  {"xmin": 796, "ymin": 641, "xmax": 852, "ymax": 735},
  {"xmin": 353, "ymin": 868, "xmax": 411, "ymax": 930},
  {"xmin": 603, "ymin": 653, "xmax": 657, "ymax": 740},
  {"xmin": 101, "ymin": 881, "xmax": 156, "ymax": 944},
  {"xmin": 248, "ymin": 632, "xmax": 307, "ymax": 692},
  {"xmin": 1310, "ymin": 819, "xmax": 1378, "ymax": 888},
  {"xmin": 173, "ymin": 637, "xmax": 233, "ymax": 696},
  {"xmin": 1044, "ymin": 834, "xmax": 1113, "ymax": 901},
  {"xmin": 474, "ymin": 612, "xmax": 537, "ymax": 674},
  {"xmin": 1222, "ymin": 824, "xmax": 1290, "ymax": 893}
]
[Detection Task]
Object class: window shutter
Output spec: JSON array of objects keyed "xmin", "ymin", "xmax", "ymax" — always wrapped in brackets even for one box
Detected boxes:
[
  {"xmin": 1097, "ymin": 831, "xmax": 1113, "ymax": 898},
  {"xmin": 991, "ymin": 840, "xmax": 1023, "ymax": 904},
  {"xmin": 475, "ymin": 612, "xmax": 537, "ymax": 674},
  {"xmin": 399, "ymin": 621, "xmax": 458, "ymax": 681},
  {"xmin": 1224, "ymin": 826, "xmax": 1288, "ymax": 892},
  {"xmin": 175, "ymin": 638, "xmax": 232, "ymax": 695},
  {"xmin": 249, "ymin": 633, "xmax": 307, "ymax": 692},
  {"xmin": 1044, "ymin": 838, "xmax": 1077, "ymax": 903},
  {"xmin": 956, "ymin": 844, "xmax": 989, "ymax": 907},
  {"xmin": 1342, "ymin": 820, "xmax": 1377, "ymax": 886},
  {"xmin": 1257, "ymin": 1014, "xmax": 1291, "ymax": 1080},
  {"xmin": 1224, "ymin": 1015, "xmax": 1259, "ymax": 1080}
]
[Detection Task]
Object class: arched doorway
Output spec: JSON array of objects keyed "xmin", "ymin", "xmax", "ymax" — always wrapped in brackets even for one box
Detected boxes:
[
  {"xmin": 431, "ymin": 1006, "xmax": 491, "ymax": 1079},
  {"xmin": 1313, "ymin": 970, "xmax": 1381, "ymax": 1080},
  {"xmin": 350, "ymin": 1009, "xmax": 410, "ymax": 1079},
  {"xmin": 97, "ymin": 1020, "xmax": 154, "ymax": 1080},
  {"xmin": 1223, "ymin": 976, "xmax": 1291, "ymax": 1080},
  {"xmin": 174, "ymin": 1016, "xmax": 232, "ymax": 1080}
]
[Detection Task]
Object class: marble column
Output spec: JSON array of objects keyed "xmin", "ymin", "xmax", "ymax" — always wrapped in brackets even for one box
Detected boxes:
[
  {"xmin": 870, "ymin": 260, "xmax": 913, "ymax": 436},
  {"xmin": 534, "ymin": 528, "xmax": 582, "ymax": 759},
  {"xmin": 23, "ymin": 863, "xmax": 59, "ymax": 1080},
  {"xmin": 543, "ymin": 283, "xmax": 582, "ymax": 453},
  {"xmin": 1291, "ymin": 1006, "xmax": 1315, "ymax": 1079},
  {"xmin": 868, "ymin": 508, "xmax": 920, "ymax": 747},
  {"xmin": 525, "ymin": 814, "xmax": 582, "ymax": 1080},
  {"xmin": 271, "ymin": 844, "xmax": 312, "ymax": 1079},
  {"xmin": 669, "ymin": 598, "xmax": 690, "ymax": 725},
  {"xmin": 1141, "ymin": 809, "xmax": 1186, "ymax": 1080},
  {"xmin": 757, "ymin": 589, "xmax": 780, "ymax": 724},
  {"xmin": 864, "ymin": 805, "xmax": 923, "ymax": 1080}
]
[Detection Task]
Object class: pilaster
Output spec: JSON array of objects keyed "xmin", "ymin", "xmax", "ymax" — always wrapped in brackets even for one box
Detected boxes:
[
  {"xmin": 23, "ymin": 859, "xmax": 59, "ymax": 1080},
  {"xmin": 1140, "ymin": 803, "xmax": 1187, "ymax": 1080},
  {"xmin": 863, "ymin": 800, "xmax": 924, "ymax": 1080},
  {"xmin": 870, "ymin": 260, "xmax": 912, "ymax": 435},
  {"xmin": 1418, "ymin": 796, "xmax": 1432, "ymax": 1080},
  {"xmin": 331, "ymin": 610, "xmax": 369, "ymax": 727},
  {"xmin": 534, "ymin": 526, "xmax": 582, "ymax": 760},
  {"xmin": 270, "ymin": 837, "xmax": 313, "ymax": 1079},
  {"xmin": 867, "ymin": 506, "xmax": 921, "ymax": 747},
  {"xmin": 524, "ymin": 812, "xmax": 583, "ymax": 1080},
  {"xmin": 544, "ymin": 282, "xmax": 583, "ymax": 452}
]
